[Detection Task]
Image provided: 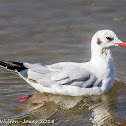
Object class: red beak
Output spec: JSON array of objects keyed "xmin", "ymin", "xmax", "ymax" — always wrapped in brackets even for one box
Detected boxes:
[{"xmin": 117, "ymin": 42, "xmax": 126, "ymax": 47}]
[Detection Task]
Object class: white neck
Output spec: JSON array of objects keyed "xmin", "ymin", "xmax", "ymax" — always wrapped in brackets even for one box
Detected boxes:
[
  {"xmin": 90, "ymin": 46, "xmax": 113, "ymax": 65},
  {"xmin": 89, "ymin": 36, "xmax": 115, "ymax": 92}
]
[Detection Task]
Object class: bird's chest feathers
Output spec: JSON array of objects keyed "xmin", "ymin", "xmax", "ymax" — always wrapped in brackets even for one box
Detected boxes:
[
  {"xmin": 102, "ymin": 50, "xmax": 115, "ymax": 76},
  {"xmin": 92, "ymin": 49, "xmax": 115, "ymax": 79},
  {"xmin": 101, "ymin": 60, "xmax": 114, "ymax": 78}
]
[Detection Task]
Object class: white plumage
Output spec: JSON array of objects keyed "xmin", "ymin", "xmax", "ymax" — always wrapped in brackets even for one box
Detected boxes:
[{"xmin": 0, "ymin": 30, "xmax": 126, "ymax": 96}]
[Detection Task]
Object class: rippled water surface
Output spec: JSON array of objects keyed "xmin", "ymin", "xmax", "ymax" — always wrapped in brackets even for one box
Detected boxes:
[{"xmin": 0, "ymin": 0, "xmax": 126, "ymax": 126}]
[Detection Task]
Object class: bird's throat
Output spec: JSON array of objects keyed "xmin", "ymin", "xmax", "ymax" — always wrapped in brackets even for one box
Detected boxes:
[{"xmin": 90, "ymin": 48, "xmax": 114, "ymax": 68}]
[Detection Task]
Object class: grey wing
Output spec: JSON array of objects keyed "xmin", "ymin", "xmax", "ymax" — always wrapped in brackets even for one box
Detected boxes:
[
  {"xmin": 23, "ymin": 62, "xmax": 51, "ymax": 73},
  {"xmin": 20, "ymin": 62, "xmax": 101, "ymax": 88},
  {"xmin": 19, "ymin": 62, "xmax": 54, "ymax": 86},
  {"xmin": 51, "ymin": 67, "xmax": 101, "ymax": 88}
]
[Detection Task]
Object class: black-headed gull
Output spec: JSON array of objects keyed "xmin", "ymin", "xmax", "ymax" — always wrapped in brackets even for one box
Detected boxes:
[{"xmin": 0, "ymin": 30, "xmax": 126, "ymax": 98}]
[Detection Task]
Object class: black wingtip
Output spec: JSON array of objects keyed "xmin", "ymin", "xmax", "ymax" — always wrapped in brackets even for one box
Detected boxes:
[{"xmin": 0, "ymin": 59, "xmax": 26, "ymax": 72}]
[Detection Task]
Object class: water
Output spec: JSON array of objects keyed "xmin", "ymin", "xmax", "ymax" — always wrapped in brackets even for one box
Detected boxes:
[{"xmin": 0, "ymin": 0, "xmax": 126, "ymax": 125}]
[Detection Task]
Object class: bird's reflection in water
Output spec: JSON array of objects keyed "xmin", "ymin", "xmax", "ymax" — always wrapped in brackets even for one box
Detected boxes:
[{"xmin": 9, "ymin": 81, "xmax": 126, "ymax": 126}]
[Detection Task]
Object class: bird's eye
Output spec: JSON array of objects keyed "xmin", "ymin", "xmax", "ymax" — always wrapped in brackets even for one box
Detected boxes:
[{"xmin": 106, "ymin": 37, "xmax": 113, "ymax": 41}]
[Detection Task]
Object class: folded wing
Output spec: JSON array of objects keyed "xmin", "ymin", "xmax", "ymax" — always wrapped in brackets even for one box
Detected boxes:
[{"xmin": 21, "ymin": 62, "xmax": 101, "ymax": 88}]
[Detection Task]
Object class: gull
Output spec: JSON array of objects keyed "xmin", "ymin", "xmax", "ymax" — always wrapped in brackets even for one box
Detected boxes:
[{"xmin": 0, "ymin": 30, "xmax": 126, "ymax": 100}]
